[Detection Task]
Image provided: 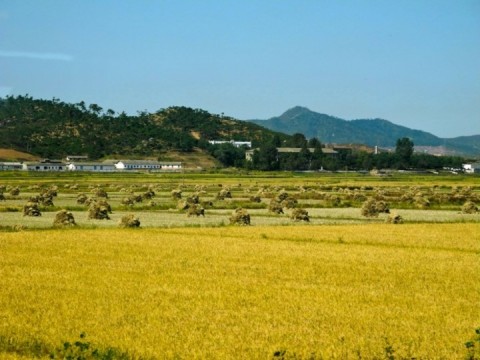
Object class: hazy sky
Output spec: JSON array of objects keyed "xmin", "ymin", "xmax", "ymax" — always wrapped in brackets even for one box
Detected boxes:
[{"xmin": 1, "ymin": 0, "xmax": 479, "ymax": 138}]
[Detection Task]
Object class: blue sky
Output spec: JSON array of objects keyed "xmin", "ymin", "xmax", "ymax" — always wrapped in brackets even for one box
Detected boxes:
[{"xmin": 1, "ymin": 0, "xmax": 479, "ymax": 138}]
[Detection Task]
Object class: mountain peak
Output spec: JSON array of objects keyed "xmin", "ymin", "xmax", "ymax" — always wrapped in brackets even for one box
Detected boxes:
[
  {"xmin": 280, "ymin": 106, "xmax": 312, "ymax": 118},
  {"xmin": 248, "ymin": 107, "xmax": 480, "ymax": 155}
]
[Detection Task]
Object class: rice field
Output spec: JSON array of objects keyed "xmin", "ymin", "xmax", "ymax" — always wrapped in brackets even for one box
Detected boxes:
[
  {"xmin": 0, "ymin": 224, "xmax": 479, "ymax": 359},
  {"xmin": 0, "ymin": 172, "xmax": 479, "ymax": 359}
]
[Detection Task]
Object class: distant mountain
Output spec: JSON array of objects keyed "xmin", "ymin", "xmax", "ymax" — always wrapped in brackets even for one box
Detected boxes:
[{"xmin": 248, "ymin": 106, "xmax": 480, "ymax": 156}]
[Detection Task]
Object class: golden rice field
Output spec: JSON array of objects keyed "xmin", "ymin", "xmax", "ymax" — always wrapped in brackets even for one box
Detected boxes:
[{"xmin": 1, "ymin": 223, "xmax": 479, "ymax": 359}]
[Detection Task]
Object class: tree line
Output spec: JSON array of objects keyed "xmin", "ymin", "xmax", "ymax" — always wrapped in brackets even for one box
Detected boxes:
[
  {"xmin": 209, "ymin": 134, "xmax": 466, "ymax": 171},
  {"xmin": 0, "ymin": 95, "xmax": 468, "ymax": 170}
]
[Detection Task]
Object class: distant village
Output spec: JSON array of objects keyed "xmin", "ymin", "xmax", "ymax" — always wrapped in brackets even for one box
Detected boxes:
[
  {"xmin": 0, "ymin": 139, "xmax": 478, "ymax": 173},
  {"xmin": 0, "ymin": 157, "xmax": 183, "ymax": 172}
]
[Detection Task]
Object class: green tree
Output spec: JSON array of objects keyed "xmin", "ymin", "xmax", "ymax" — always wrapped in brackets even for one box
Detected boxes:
[
  {"xmin": 211, "ymin": 143, "xmax": 245, "ymax": 167},
  {"xmin": 296, "ymin": 144, "xmax": 311, "ymax": 170},
  {"xmin": 252, "ymin": 143, "xmax": 279, "ymax": 171},
  {"xmin": 308, "ymin": 137, "xmax": 321, "ymax": 148},
  {"xmin": 310, "ymin": 146, "xmax": 324, "ymax": 170},
  {"xmin": 289, "ymin": 133, "xmax": 307, "ymax": 148},
  {"xmin": 395, "ymin": 137, "xmax": 414, "ymax": 168}
]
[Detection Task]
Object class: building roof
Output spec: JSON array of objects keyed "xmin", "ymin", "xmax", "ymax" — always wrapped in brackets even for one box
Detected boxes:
[
  {"xmin": 246, "ymin": 147, "xmax": 338, "ymax": 154},
  {"xmin": 23, "ymin": 161, "xmax": 67, "ymax": 165},
  {"xmin": 0, "ymin": 162, "xmax": 22, "ymax": 166},
  {"xmin": 69, "ymin": 162, "xmax": 116, "ymax": 166}
]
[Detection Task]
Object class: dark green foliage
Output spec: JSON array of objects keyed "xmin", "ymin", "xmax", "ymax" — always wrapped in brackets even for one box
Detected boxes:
[
  {"xmin": 0, "ymin": 96, "xmax": 288, "ymax": 159},
  {"xmin": 50, "ymin": 332, "xmax": 132, "ymax": 360},
  {"xmin": 208, "ymin": 143, "xmax": 246, "ymax": 167},
  {"xmin": 287, "ymin": 133, "xmax": 308, "ymax": 148},
  {"xmin": 251, "ymin": 143, "xmax": 279, "ymax": 171},
  {"xmin": 465, "ymin": 328, "xmax": 480, "ymax": 360},
  {"xmin": 0, "ymin": 96, "xmax": 471, "ymax": 170},
  {"xmin": 395, "ymin": 137, "xmax": 414, "ymax": 169}
]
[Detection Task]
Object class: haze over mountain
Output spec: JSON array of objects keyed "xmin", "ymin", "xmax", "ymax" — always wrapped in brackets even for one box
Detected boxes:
[{"xmin": 248, "ymin": 107, "xmax": 480, "ymax": 156}]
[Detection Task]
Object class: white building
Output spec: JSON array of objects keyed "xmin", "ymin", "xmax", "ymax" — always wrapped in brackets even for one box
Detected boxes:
[
  {"xmin": 22, "ymin": 161, "xmax": 66, "ymax": 171},
  {"xmin": 0, "ymin": 162, "xmax": 23, "ymax": 171},
  {"xmin": 67, "ymin": 162, "xmax": 116, "ymax": 172},
  {"xmin": 112, "ymin": 160, "xmax": 182, "ymax": 171},
  {"xmin": 208, "ymin": 140, "xmax": 252, "ymax": 148},
  {"xmin": 463, "ymin": 163, "xmax": 480, "ymax": 174}
]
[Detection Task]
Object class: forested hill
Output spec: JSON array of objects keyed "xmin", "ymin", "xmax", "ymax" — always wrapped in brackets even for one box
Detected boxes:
[
  {"xmin": 249, "ymin": 106, "xmax": 480, "ymax": 156},
  {"xmin": 0, "ymin": 95, "xmax": 288, "ymax": 159}
]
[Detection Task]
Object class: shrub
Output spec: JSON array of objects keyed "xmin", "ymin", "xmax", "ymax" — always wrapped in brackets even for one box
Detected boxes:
[
  {"xmin": 465, "ymin": 327, "xmax": 480, "ymax": 360},
  {"xmin": 23, "ymin": 202, "xmax": 41, "ymax": 217},
  {"xmin": 0, "ymin": 192, "xmax": 5, "ymax": 201},
  {"xmin": 53, "ymin": 210, "xmax": 76, "ymax": 227},
  {"xmin": 462, "ymin": 201, "xmax": 479, "ymax": 214},
  {"xmin": 9, "ymin": 187, "xmax": 20, "ymax": 196},
  {"xmin": 50, "ymin": 332, "xmax": 132, "ymax": 360},
  {"xmin": 119, "ymin": 214, "xmax": 140, "ymax": 228},
  {"xmin": 290, "ymin": 208, "xmax": 309, "ymax": 222},
  {"xmin": 229, "ymin": 208, "xmax": 250, "ymax": 225}
]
